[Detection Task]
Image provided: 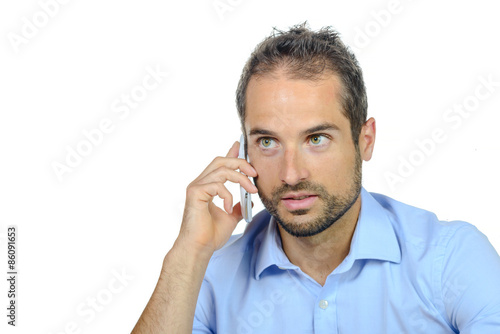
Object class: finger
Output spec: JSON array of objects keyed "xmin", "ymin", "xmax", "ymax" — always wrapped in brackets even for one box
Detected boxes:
[
  {"xmin": 226, "ymin": 141, "xmax": 240, "ymax": 158},
  {"xmin": 207, "ymin": 202, "xmax": 242, "ymax": 236},
  {"xmin": 190, "ymin": 182, "xmax": 234, "ymax": 214},
  {"xmin": 198, "ymin": 166, "xmax": 258, "ymax": 194},
  {"xmin": 195, "ymin": 156, "xmax": 257, "ymax": 183},
  {"xmin": 229, "ymin": 201, "xmax": 243, "ymax": 222}
]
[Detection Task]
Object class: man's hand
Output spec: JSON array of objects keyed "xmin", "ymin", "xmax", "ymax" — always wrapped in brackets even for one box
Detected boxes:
[
  {"xmin": 131, "ymin": 141, "xmax": 258, "ymax": 334},
  {"xmin": 177, "ymin": 141, "xmax": 258, "ymax": 255}
]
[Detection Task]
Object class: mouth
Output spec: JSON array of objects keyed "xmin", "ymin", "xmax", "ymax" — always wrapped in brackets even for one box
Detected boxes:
[{"xmin": 281, "ymin": 193, "xmax": 318, "ymax": 211}]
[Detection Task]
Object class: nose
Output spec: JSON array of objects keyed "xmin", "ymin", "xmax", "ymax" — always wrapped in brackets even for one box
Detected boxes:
[{"xmin": 279, "ymin": 148, "xmax": 310, "ymax": 186}]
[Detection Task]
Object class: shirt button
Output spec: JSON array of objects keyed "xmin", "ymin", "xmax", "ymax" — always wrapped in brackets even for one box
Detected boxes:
[{"xmin": 319, "ymin": 299, "xmax": 329, "ymax": 309}]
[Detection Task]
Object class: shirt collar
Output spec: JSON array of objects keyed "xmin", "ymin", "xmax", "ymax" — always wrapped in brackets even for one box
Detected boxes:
[{"xmin": 254, "ymin": 187, "xmax": 401, "ymax": 279}]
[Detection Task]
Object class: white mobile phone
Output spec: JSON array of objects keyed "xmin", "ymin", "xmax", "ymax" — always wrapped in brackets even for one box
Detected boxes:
[{"xmin": 238, "ymin": 134, "xmax": 253, "ymax": 222}]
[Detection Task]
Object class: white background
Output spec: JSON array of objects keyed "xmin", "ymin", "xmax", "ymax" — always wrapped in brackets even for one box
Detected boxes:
[{"xmin": 1, "ymin": 0, "xmax": 499, "ymax": 333}]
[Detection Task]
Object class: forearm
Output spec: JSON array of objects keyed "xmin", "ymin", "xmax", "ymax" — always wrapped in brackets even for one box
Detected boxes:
[
  {"xmin": 132, "ymin": 241, "xmax": 213, "ymax": 334},
  {"xmin": 132, "ymin": 142, "xmax": 254, "ymax": 333}
]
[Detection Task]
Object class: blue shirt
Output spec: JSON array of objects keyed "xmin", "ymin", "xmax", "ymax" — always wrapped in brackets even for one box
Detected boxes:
[{"xmin": 193, "ymin": 188, "xmax": 500, "ymax": 333}]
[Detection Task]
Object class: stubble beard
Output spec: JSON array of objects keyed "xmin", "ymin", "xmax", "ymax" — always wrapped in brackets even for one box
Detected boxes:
[{"xmin": 256, "ymin": 151, "xmax": 362, "ymax": 238}]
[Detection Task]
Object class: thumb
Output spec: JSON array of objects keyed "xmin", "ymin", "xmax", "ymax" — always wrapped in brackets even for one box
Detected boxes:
[{"xmin": 229, "ymin": 202, "xmax": 244, "ymax": 222}]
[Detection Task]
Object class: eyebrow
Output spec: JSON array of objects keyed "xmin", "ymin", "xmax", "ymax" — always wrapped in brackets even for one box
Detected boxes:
[
  {"xmin": 249, "ymin": 122, "xmax": 340, "ymax": 137},
  {"xmin": 301, "ymin": 123, "xmax": 340, "ymax": 136}
]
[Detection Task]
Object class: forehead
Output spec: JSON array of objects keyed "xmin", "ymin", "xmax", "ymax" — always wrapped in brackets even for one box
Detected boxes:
[{"xmin": 244, "ymin": 73, "xmax": 349, "ymax": 134}]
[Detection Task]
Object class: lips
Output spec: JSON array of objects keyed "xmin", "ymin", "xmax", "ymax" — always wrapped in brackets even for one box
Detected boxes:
[{"xmin": 281, "ymin": 192, "xmax": 318, "ymax": 211}]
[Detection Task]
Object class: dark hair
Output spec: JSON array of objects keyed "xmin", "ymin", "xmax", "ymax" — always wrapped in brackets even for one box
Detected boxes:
[{"xmin": 236, "ymin": 22, "xmax": 367, "ymax": 146}]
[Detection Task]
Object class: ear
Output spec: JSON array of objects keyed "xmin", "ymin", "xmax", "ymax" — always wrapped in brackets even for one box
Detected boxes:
[{"xmin": 358, "ymin": 117, "xmax": 376, "ymax": 162}]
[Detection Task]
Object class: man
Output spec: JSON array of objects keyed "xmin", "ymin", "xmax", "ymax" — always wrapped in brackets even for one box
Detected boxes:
[{"xmin": 132, "ymin": 23, "xmax": 500, "ymax": 333}]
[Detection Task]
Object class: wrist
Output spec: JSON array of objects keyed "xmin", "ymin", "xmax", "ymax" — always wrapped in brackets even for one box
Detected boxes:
[{"xmin": 164, "ymin": 238, "xmax": 214, "ymax": 270}]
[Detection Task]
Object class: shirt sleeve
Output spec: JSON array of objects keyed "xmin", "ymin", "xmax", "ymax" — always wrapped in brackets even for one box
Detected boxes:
[
  {"xmin": 192, "ymin": 278, "xmax": 215, "ymax": 334},
  {"xmin": 441, "ymin": 224, "xmax": 500, "ymax": 333}
]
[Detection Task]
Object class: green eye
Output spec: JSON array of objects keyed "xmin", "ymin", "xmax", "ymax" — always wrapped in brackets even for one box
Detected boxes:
[
  {"xmin": 261, "ymin": 138, "xmax": 273, "ymax": 147},
  {"xmin": 310, "ymin": 135, "xmax": 323, "ymax": 145}
]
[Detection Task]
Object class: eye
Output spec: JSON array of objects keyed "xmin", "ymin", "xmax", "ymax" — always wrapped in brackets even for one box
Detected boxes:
[
  {"xmin": 310, "ymin": 135, "xmax": 325, "ymax": 145},
  {"xmin": 259, "ymin": 137, "xmax": 276, "ymax": 148}
]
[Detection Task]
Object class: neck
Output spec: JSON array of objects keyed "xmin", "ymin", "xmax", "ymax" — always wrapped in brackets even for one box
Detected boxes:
[{"xmin": 277, "ymin": 196, "xmax": 361, "ymax": 286}]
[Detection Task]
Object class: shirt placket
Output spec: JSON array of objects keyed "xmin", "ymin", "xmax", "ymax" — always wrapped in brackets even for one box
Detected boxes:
[{"xmin": 313, "ymin": 274, "xmax": 339, "ymax": 334}]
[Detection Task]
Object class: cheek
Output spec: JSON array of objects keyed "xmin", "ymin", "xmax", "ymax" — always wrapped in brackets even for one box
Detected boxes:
[
  {"xmin": 252, "ymin": 158, "xmax": 278, "ymax": 192},
  {"xmin": 311, "ymin": 154, "xmax": 353, "ymax": 187}
]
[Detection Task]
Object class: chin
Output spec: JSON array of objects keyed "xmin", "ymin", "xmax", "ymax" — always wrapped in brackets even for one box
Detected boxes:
[{"xmin": 278, "ymin": 208, "xmax": 320, "ymax": 226}]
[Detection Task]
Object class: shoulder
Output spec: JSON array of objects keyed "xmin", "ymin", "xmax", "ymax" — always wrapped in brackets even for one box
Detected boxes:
[
  {"xmin": 369, "ymin": 191, "xmax": 500, "ymax": 329},
  {"xmin": 369, "ymin": 191, "xmax": 475, "ymax": 248},
  {"xmin": 369, "ymin": 191, "xmax": 500, "ymax": 300}
]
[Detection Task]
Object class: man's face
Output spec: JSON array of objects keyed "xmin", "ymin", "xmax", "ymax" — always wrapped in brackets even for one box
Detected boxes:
[{"xmin": 245, "ymin": 73, "xmax": 365, "ymax": 237}]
